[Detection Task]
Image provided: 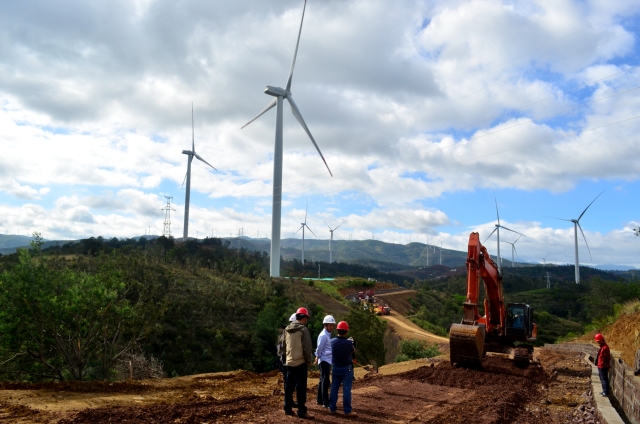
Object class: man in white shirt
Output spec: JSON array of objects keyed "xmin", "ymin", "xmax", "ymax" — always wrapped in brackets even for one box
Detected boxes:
[{"xmin": 314, "ymin": 315, "xmax": 335, "ymax": 408}]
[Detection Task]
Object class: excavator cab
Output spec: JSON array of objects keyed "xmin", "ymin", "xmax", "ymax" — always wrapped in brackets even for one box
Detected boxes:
[{"xmin": 506, "ymin": 303, "xmax": 535, "ymax": 340}]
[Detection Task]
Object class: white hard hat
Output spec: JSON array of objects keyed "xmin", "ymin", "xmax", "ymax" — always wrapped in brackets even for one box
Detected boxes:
[
  {"xmin": 323, "ymin": 315, "xmax": 336, "ymax": 324},
  {"xmin": 289, "ymin": 313, "xmax": 297, "ymax": 322}
]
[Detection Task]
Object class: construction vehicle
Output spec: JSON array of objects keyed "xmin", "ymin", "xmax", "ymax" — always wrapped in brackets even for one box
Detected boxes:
[
  {"xmin": 375, "ymin": 304, "xmax": 391, "ymax": 316},
  {"xmin": 449, "ymin": 232, "xmax": 538, "ymax": 366}
]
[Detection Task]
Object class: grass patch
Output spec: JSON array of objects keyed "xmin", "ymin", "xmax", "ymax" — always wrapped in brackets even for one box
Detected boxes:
[{"xmin": 395, "ymin": 340, "xmax": 440, "ymax": 363}]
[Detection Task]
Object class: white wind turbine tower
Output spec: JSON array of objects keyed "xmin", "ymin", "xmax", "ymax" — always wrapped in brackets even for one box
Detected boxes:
[
  {"xmin": 503, "ymin": 235, "xmax": 521, "ymax": 268},
  {"xmin": 550, "ymin": 190, "xmax": 605, "ymax": 284},
  {"xmin": 182, "ymin": 104, "xmax": 216, "ymax": 241},
  {"xmin": 325, "ymin": 221, "xmax": 343, "ymax": 264},
  {"xmin": 484, "ymin": 198, "xmax": 525, "ymax": 275},
  {"xmin": 296, "ymin": 204, "xmax": 315, "ymax": 265},
  {"xmin": 242, "ymin": 0, "xmax": 332, "ymax": 277}
]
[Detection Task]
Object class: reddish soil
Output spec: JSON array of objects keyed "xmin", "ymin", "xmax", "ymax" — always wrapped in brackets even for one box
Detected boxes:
[
  {"xmin": 0, "ymin": 349, "xmax": 601, "ymax": 423},
  {"xmin": 578, "ymin": 308, "xmax": 640, "ymax": 367}
]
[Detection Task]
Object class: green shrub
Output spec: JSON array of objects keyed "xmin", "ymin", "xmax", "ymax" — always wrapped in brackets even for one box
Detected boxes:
[{"xmin": 395, "ymin": 340, "xmax": 440, "ymax": 363}]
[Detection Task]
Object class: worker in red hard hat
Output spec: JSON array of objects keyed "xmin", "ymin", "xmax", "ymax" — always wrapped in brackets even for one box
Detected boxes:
[
  {"xmin": 595, "ymin": 333, "xmax": 611, "ymax": 396},
  {"xmin": 329, "ymin": 321, "xmax": 357, "ymax": 418},
  {"xmin": 283, "ymin": 307, "xmax": 314, "ymax": 419}
]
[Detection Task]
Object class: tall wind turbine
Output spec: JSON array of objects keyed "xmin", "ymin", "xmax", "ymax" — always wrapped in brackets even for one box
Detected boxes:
[
  {"xmin": 504, "ymin": 235, "xmax": 521, "ymax": 268},
  {"xmin": 242, "ymin": 0, "xmax": 332, "ymax": 277},
  {"xmin": 296, "ymin": 204, "xmax": 315, "ymax": 264},
  {"xmin": 325, "ymin": 221, "xmax": 343, "ymax": 264},
  {"xmin": 182, "ymin": 104, "xmax": 216, "ymax": 241},
  {"xmin": 551, "ymin": 190, "xmax": 605, "ymax": 284},
  {"xmin": 541, "ymin": 252, "xmax": 550, "ymax": 265},
  {"xmin": 484, "ymin": 198, "xmax": 525, "ymax": 275}
]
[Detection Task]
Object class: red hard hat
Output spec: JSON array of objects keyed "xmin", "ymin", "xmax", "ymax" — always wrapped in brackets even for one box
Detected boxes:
[
  {"xmin": 594, "ymin": 333, "xmax": 605, "ymax": 342},
  {"xmin": 296, "ymin": 307, "xmax": 309, "ymax": 317},
  {"xmin": 337, "ymin": 321, "xmax": 349, "ymax": 330}
]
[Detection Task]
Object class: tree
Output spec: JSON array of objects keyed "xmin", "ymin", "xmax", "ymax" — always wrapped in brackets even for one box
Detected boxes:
[
  {"xmin": 0, "ymin": 249, "xmax": 165, "ymax": 381},
  {"xmin": 342, "ymin": 306, "xmax": 387, "ymax": 367}
]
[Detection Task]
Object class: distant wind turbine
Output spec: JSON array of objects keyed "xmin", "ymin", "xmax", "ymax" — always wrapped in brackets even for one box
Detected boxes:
[
  {"xmin": 541, "ymin": 252, "xmax": 550, "ymax": 265},
  {"xmin": 550, "ymin": 190, "xmax": 605, "ymax": 284},
  {"xmin": 295, "ymin": 204, "xmax": 315, "ymax": 265},
  {"xmin": 325, "ymin": 221, "xmax": 343, "ymax": 264},
  {"xmin": 484, "ymin": 198, "xmax": 525, "ymax": 275},
  {"xmin": 182, "ymin": 104, "xmax": 216, "ymax": 241},
  {"xmin": 241, "ymin": 0, "xmax": 332, "ymax": 277},
  {"xmin": 503, "ymin": 235, "xmax": 521, "ymax": 268}
]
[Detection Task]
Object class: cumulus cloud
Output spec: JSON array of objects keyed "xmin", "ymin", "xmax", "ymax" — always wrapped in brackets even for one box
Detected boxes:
[{"xmin": 0, "ymin": 0, "xmax": 638, "ymax": 261}]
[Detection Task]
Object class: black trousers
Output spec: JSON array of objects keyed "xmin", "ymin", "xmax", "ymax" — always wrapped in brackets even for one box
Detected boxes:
[
  {"xmin": 284, "ymin": 363, "xmax": 308, "ymax": 416},
  {"xmin": 598, "ymin": 367, "xmax": 610, "ymax": 395},
  {"xmin": 317, "ymin": 361, "xmax": 331, "ymax": 406},
  {"xmin": 278, "ymin": 360, "xmax": 288, "ymax": 393}
]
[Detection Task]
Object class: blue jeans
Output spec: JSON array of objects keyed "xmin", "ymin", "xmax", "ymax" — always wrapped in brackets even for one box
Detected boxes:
[
  {"xmin": 598, "ymin": 368, "xmax": 609, "ymax": 395},
  {"xmin": 330, "ymin": 364, "xmax": 353, "ymax": 414}
]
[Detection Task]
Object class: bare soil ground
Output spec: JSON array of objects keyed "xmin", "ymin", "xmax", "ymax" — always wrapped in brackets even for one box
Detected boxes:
[
  {"xmin": 375, "ymin": 290, "xmax": 416, "ymax": 316},
  {"xmin": 0, "ymin": 348, "xmax": 600, "ymax": 423},
  {"xmin": 577, "ymin": 309, "xmax": 640, "ymax": 367},
  {"xmin": 380, "ymin": 312, "xmax": 449, "ymax": 344}
]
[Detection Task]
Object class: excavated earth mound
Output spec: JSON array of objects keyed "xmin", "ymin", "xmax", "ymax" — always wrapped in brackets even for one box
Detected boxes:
[{"xmin": 0, "ymin": 350, "xmax": 600, "ymax": 423}]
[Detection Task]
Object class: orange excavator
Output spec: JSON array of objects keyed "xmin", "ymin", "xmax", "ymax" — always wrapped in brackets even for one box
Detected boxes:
[{"xmin": 449, "ymin": 232, "xmax": 538, "ymax": 366}]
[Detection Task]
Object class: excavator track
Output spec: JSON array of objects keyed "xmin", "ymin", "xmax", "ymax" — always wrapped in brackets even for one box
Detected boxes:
[{"xmin": 449, "ymin": 324, "xmax": 485, "ymax": 366}]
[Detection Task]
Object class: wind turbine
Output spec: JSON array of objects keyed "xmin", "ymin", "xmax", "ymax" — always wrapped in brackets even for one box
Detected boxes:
[
  {"xmin": 484, "ymin": 198, "xmax": 525, "ymax": 275},
  {"xmin": 550, "ymin": 190, "xmax": 605, "ymax": 284},
  {"xmin": 325, "ymin": 221, "xmax": 343, "ymax": 264},
  {"xmin": 541, "ymin": 252, "xmax": 550, "ymax": 265},
  {"xmin": 503, "ymin": 235, "xmax": 521, "ymax": 268},
  {"xmin": 182, "ymin": 103, "xmax": 216, "ymax": 241},
  {"xmin": 242, "ymin": 0, "xmax": 332, "ymax": 277},
  {"xmin": 295, "ymin": 204, "xmax": 315, "ymax": 265}
]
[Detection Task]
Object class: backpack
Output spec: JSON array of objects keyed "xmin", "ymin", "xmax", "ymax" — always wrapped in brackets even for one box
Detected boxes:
[{"xmin": 276, "ymin": 331, "xmax": 286, "ymax": 361}]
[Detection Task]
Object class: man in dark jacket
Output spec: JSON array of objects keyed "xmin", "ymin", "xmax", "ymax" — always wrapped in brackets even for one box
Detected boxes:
[
  {"xmin": 283, "ymin": 307, "xmax": 314, "ymax": 419},
  {"xmin": 595, "ymin": 333, "xmax": 611, "ymax": 396},
  {"xmin": 329, "ymin": 321, "xmax": 357, "ymax": 418}
]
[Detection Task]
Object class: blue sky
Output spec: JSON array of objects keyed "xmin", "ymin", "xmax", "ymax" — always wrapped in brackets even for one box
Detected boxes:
[{"xmin": 0, "ymin": 0, "xmax": 639, "ymax": 266}]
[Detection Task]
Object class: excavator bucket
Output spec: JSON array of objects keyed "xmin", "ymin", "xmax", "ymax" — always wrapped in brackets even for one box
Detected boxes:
[{"xmin": 449, "ymin": 323, "xmax": 485, "ymax": 366}]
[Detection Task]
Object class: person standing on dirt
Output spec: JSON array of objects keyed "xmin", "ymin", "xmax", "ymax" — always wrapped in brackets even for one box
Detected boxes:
[
  {"xmin": 314, "ymin": 315, "xmax": 335, "ymax": 408},
  {"xmin": 329, "ymin": 321, "xmax": 357, "ymax": 418},
  {"xmin": 595, "ymin": 333, "xmax": 611, "ymax": 396},
  {"xmin": 277, "ymin": 313, "xmax": 298, "ymax": 396},
  {"xmin": 283, "ymin": 307, "xmax": 314, "ymax": 419}
]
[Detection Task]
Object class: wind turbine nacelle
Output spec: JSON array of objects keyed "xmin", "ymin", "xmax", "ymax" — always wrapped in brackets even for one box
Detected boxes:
[
  {"xmin": 264, "ymin": 85, "xmax": 288, "ymax": 97},
  {"xmin": 182, "ymin": 150, "xmax": 193, "ymax": 155}
]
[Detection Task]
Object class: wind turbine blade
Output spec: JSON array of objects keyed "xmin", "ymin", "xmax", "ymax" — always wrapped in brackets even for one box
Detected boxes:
[
  {"xmin": 494, "ymin": 198, "xmax": 500, "ymax": 226},
  {"xmin": 181, "ymin": 171, "xmax": 187, "ymax": 189},
  {"xmin": 513, "ymin": 245, "xmax": 518, "ymax": 257},
  {"xmin": 305, "ymin": 201, "xmax": 308, "ymax": 223},
  {"xmin": 194, "ymin": 153, "xmax": 217, "ymax": 170},
  {"xmin": 577, "ymin": 222, "xmax": 593, "ymax": 261},
  {"xmin": 578, "ymin": 189, "xmax": 606, "ymax": 221},
  {"xmin": 285, "ymin": 0, "xmax": 306, "ymax": 91},
  {"xmin": 305, "ymin": 224, "xmax": 316, "ymax": 238},
  {"xmin": 241, "ymin": 98, "xmax": 277, "ymax": 129},
  {"xmin": 295, "ymin": 225, "xmax": 303, "ymax": 235},
  {"xmin": 547, "ymin": 216, "xmax": 573, "ymax": 222},
  {"xmin": 324, "ymin": 220, "xmax": 331, "ymax": 230},
  {"xmin": 286, "ymin": 96, "xmax": 333, "ymax": 176},
  {"xmin": 513, "ymin": 235, "xmax": 522, "ymax": 244},
  {"xmin": 498, "ymin": 225, "xmax": 525, "ymax": 237},
  {"xmin": 335, "ymin": 222, "xmax": 344, "ymax": 231},
  {"xmin": 483, "ymin": 228, "xmax": 497, "ymax": 243}
]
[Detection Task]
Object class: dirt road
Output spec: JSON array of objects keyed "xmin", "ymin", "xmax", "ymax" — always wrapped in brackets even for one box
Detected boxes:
[
  {"xmin": 0, "ymin": 348, "xmax": 600, "ymax": 423},
  {"xmin": 381, "ymin": 312, "xmax": 449, "ymax": 344}
]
